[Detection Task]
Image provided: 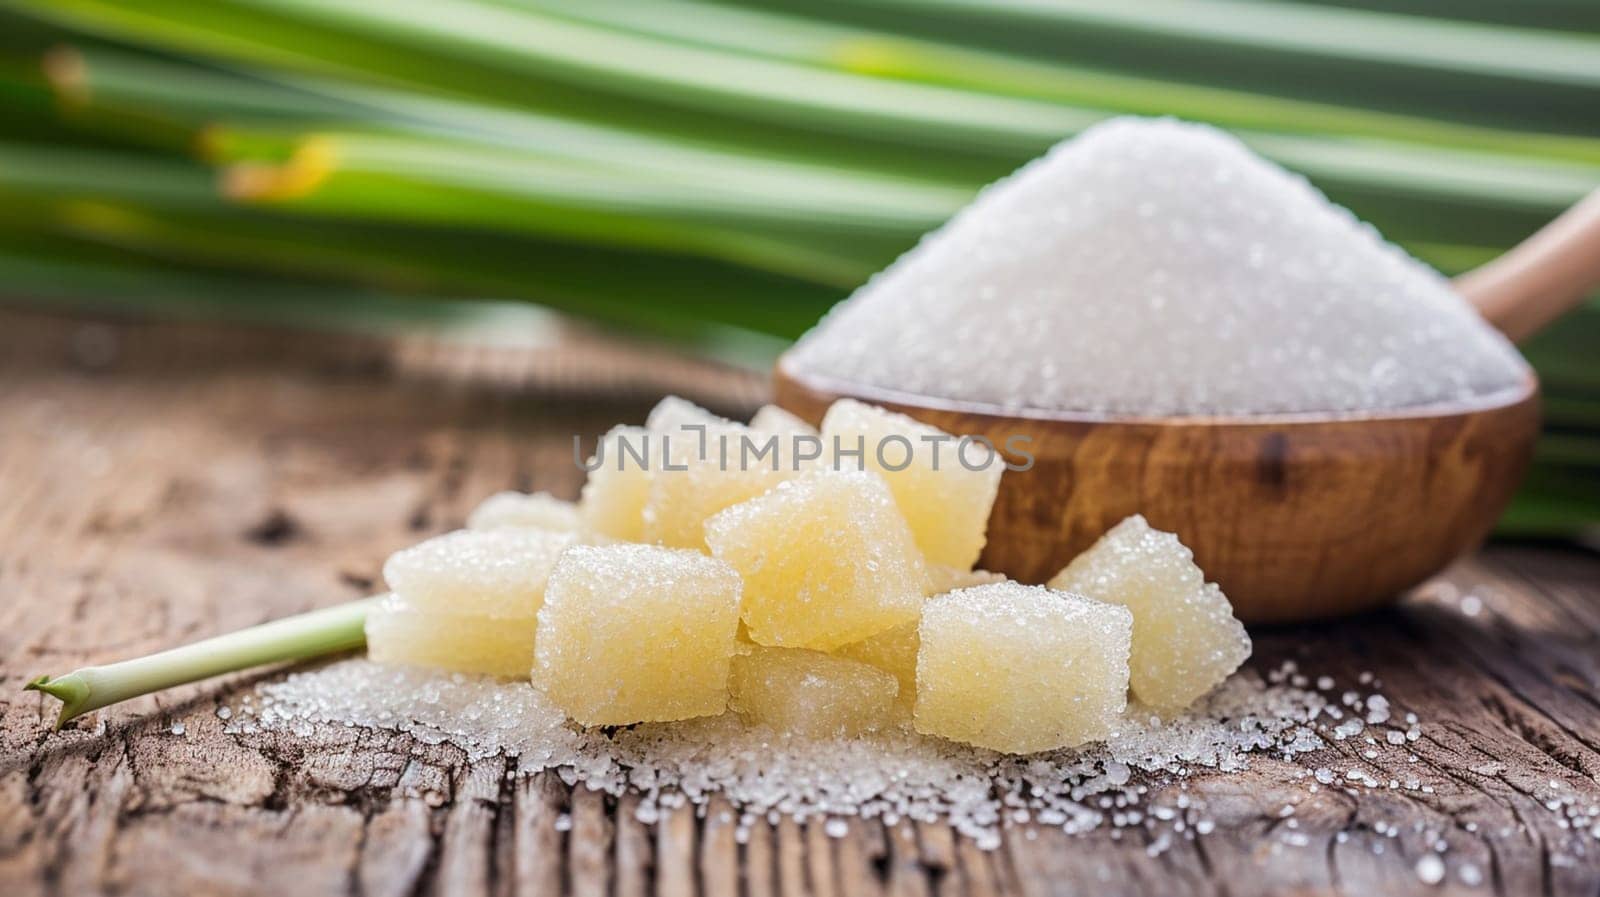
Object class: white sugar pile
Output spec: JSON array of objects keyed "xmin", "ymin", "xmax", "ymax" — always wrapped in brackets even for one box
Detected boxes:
[
  {"xmin": 787, "ymin": 117, "xmax": 1527, "ymax": 416},
  {"xmin": 237, "ymin": 659, "xmax": 1332, "ymax": 847}
]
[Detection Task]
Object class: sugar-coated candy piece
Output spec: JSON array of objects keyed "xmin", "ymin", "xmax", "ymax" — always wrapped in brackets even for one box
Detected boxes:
[
  {"xmin": 535, "ymin": 544, "xmax": 743, "ymax": 725},
  {"xmin": 915, "ymin": 582, "xmax": 1131, "ymax": 753},
  {"xmin": 706, "ymin": 469, "xmax": 928, "ymax": 650},
  {"xmin": 467, "ymin": 491, "xmax": 580, "ymax": 533},
  {"xmin": 1048, "ymin": 515, "xmax": 1251, "ymax": 712},
  {"xmin": 643, "ymin": 397, "xmax": 823, "ymax": 550},
  {"xmin": 382, "ymin": 528, "xmax": 576, "ymax": 619},
  {"xmin": 579, "ymin": 425, "xmax": 652, "ymax": 542},
  {"xmin": 365, "ymin": 594, "xmax": 536, "ymax": 679},
  {"xmin": 750, "ymin": 404, "xmax": 824, "ymax": 472},
  {"xmin": 820, "ymin": 399, "xmax": 1002, "ymax": 570},
  {"xmin": 642, "ymin": 416, "xmax": 796, "ymax": 550},
  {"xmin": 750, "ymin": 404, "xmax": 818, "ymax": 437},
  {"xmin": 925, "ymin": 565, "xmax": 1006, "ymax": 596},
  {"xmin": 729, "ymin": 645, "xmax": 899, "ymax": 737},
  {"xmin": 832, "ymin": 621, "xmax": 919, "ymax": 712},
  {"xmin": 646, "ymin": 395, "xmax": 733, "ymax": 433},
  {"xmin": 833, "ymin": 567, "xmax": 1004, "ymax": 708}
]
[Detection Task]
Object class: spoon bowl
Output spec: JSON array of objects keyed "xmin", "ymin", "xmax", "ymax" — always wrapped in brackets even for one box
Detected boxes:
[{"xmin": 775, "ymin": 356, "xmax": 1540, "ymax": 623}]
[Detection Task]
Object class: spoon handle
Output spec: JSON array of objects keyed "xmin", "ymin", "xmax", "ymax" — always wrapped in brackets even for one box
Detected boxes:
[{"xmin": 1454, "ymin": 189, "xmax": 1600, "ymax": 343}]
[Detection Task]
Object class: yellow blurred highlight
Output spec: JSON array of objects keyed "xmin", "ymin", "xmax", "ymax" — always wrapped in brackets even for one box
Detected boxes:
[
  {"xmin": 829, "ymin": 38, "xmax": 914, "ymax": 78},
  {"xmin": 221, "ymin": 136, "xmax": 338, "ymax": 203}
]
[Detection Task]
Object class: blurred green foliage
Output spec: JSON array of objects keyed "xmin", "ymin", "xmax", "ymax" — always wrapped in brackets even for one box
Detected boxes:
[{"xmin": 0, "ymin": 0, "xmax": 1594, "ymax": 536}]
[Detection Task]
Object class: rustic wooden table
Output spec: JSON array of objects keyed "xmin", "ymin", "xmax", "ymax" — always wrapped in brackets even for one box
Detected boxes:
[{"xmin": 2, "ymin": 308, "xmax": 1597, "ymax": 897}]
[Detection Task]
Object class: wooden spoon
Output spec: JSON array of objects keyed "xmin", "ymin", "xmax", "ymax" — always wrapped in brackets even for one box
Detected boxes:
[{"xmin": 775, "ymin": 192, "xmax": 1600, "ymax": 623}]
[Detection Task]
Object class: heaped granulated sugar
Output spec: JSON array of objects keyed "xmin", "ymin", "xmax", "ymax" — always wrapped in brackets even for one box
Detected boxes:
[
  {"xmin": 242, "ymin": 659, "xmax": 1332, "ymax": 848},
  {"xmin": 787, "ymin": 117, "xmax": 1526, "ymax": 416}
]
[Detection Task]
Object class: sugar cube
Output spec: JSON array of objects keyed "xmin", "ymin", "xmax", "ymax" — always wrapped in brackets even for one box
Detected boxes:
[
  {"xmin": 365, "ymin": 595, "xmax": 536, "ymax": 679},
  {"xmin": 915, "ymin": 583, "xmax": 1131, "ymax": 753},
  {"xmin": 730, "ymin": 645, "xmax": 899, "ymax": 737},
  {"xmin": 750, "ymin": 404, "xmax": 824, "ymax": 472},
  {"xmin": 579, "ymin": 425, "xmax": 652, "ymax": 542},
  {"xmin": 1048, "ymin": 515, "xmax": 1250, "ymax": 712},
  {"xmin": 926, "ymin": 565, "xmax": 1006, "ymax": 596},
  {"xmin": 818, "ymin": 564, "xmax": 1005, "ymax": 713},
  {"xmin": 643, "ymin": 418, "xmax": 795, "ymax": 550},
  {"xmin": 467, "ymin": 491, "xmax": 580, "ymax": 533},
  {"xmin": 647, "ymin": 395, "xmax": 732, "ymax": 433},
  {"xmin": 820, "ymin": 399, "xmax": 1001, "ymax": 569},
  {"xmin": 535, "ymin": 544, "xmax": 743, "ymax": 725},
  {"xmin": 706, "ymin": 469, "xmax": 928, "ymax": 650},
  {"xmin": 382, "ymin": 528, "xmax": 576, "ymax": 618},
  {"xmin": 832, "ymin": 621, "xmax": 919, "ymax": 712},
  {"xmin": 750, "ymin": 404, "xmax": 818, "ymax": 437}
]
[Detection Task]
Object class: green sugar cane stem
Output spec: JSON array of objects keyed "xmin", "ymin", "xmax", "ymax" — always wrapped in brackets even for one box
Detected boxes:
[{"xmin": 25, "ymin": 596, "xmax": 380, "ymax": 730}]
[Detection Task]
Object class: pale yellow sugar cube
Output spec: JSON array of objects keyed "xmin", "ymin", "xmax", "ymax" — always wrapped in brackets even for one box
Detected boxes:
[
  {"xmin": 729, "ymin": 645, "xmax": 899, "ymax": 737},
  {"xmin": 820, "ymin": 399, "xmax": 1002, "ymax": 570},
  {"xmin": 579, "ymin": 425, "xmax": 652, "ymax": 542},
  {"xmin": 832, "ymin": 621, "xmax": 918, "ymax": 711},
  {"xmin": 749, "ymin": 404, "xmax": 818, "ymax": 437},
  {"xmin": 750, "ymin": 403, "xmax": 824, "ymax": 472},
  {"xmin": 925, "ymin": 565, "xmax": 1006, "ymax": 596},
  {"xmin": 365, "ymin": 595, "xmax": 536, "ymax": 679},
  {"xmin": 706, "ymin": 469, "xmax": 928, "ymax": 650},
  {"xmin": 382, "ymin": 528, "xmax": 576, "ymax": 618},
  {"xmin": 642, "ymin": 419, "xmax": 795, "ymax": 549},
  {"xmin": 467, "ymin": 491, "xmax": 580, "ymax": 533},
  {"xmin": 642, "ymin": 398, "xmax": 809, "ymax": 549},
  {"xmin": 535, "ymin": 544, "xmax": 743, "ymax": 725},
  {"xmin": 753, "ymin": 405, "xmax": 826, "ymax": 475},
  {"xmin": 1048, "ymin": 515, "xmax": 1251, "ymax": 713},
  {"xmin": 915, "ymin": 582, "xmax": 1131, "ymax": 753},
  {"xmin": 832, "ymin": 566, "xmax": 1005, "ymax": 710},
  {"xmin": 647, "ymin": 395, "xmax": 732, "ymax": 433}
]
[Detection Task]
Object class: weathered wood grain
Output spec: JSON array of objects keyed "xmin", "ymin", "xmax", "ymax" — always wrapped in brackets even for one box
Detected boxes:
[{"xmin": 1, "ymin": 307, "xmax": 1597, "ymax": 896}]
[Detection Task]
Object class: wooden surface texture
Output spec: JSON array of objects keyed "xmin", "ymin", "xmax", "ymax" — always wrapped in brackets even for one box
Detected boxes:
[{"xmin": 1, "ymin": 308, "xmax": 1598, "ymax": 897}]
